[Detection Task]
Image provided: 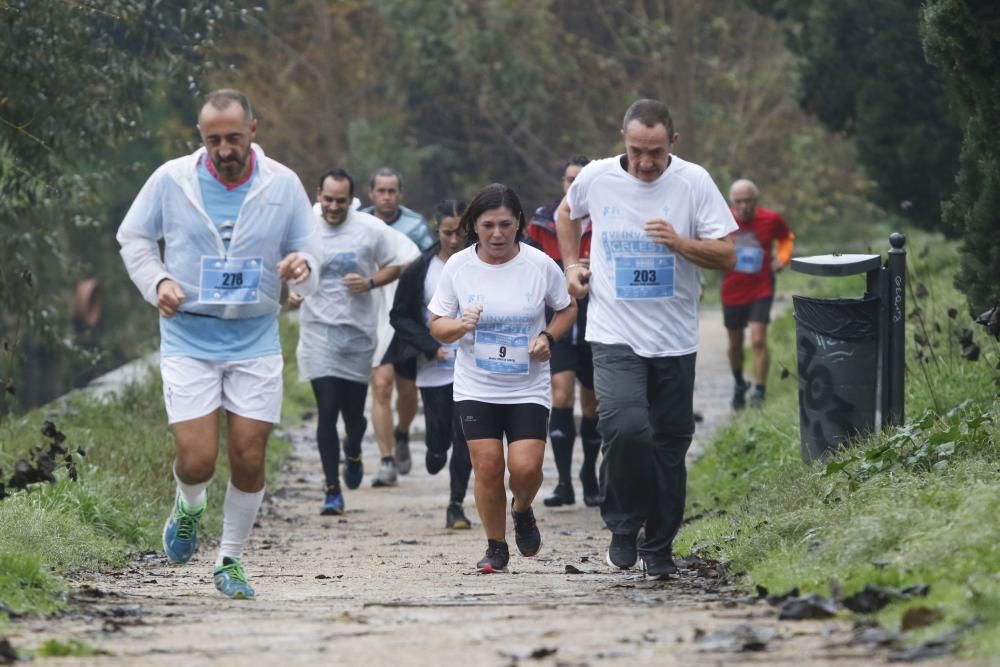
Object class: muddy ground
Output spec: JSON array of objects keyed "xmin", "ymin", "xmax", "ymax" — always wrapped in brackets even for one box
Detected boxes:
[{"xmin": 6, "ymin": 302, "xmax": 957, "ymax": 665}]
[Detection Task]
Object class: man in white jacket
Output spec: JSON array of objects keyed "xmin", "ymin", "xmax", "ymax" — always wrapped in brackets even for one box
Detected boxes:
[{"xmin": 117, "ymin": 89, "xmax": 321, "ymax": 599}]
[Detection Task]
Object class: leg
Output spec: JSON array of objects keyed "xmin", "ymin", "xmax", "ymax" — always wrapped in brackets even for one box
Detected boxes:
[
  {"xmin": 548, "ymin": 370, "xmax": 577, "ymax": 486},
  {"xmin": 591, "ymin": 343, "xmax": 655, "ymax": 538},
  {"xmin": 309, "ymin": 377, "xmax": 343, "ymax": 489},
  {"xmin": 171, "ymin": 412, "xmax": 220, "ymax": 488},
  {"xmin": 449, "ymin": 404, "xmax": 472, "ymax": 505},
  {"xmin": 370, "ymin": 363, "xmax": 396, "ymax": 459},
  {"xmin": 508, "ymin": 439, "xmax": 545, "ymax": 512},
  {"xmin": 750, "ymin": 321, "xmax": 770, "ymax": 388},
  {"xmin": 726, "ymin": 327, "xmax": 746, "ymax": 380},
  {"xmin": 467, "ymin": 439, "xmax": 507, "ymax": 541},
  {"xmin": 578, "ymin": 385, "xmax": 602, "ymax": 504},
  {"xmin": 640, "ymin": 353, "xmax": 696, "ymax": 564},
  {"xmin": 393, "ymin": 359, "xmax": 418, "ymax": 474},
  {"xmin": 420, "ymin": 385, "xmax": 452, "ymax": 475},
  {"xmin": 339, "ymin": 377, "xmax": 369, "ymax": 459},
  {"xmin": 395, "ymin": 375, "xmax": 418, "ymax": 433},
  {"xmin": 218, "ymin": 412, "xmax": 271, "ymax": 566}
]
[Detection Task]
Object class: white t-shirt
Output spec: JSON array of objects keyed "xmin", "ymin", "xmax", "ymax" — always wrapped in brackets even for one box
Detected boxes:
[
  {"xmin": 372, "ymin": 225, "xmax": 421, "ymax": 368},
  {"xmin": 428, "ymin": 243, "xmax": 572, "ymax": 408},
  {"xmin": 416, "ymin": 255, "xmax": 456, "ymax": 388},
  {"xmin": 566, "ymin": 154, "xmax": 737, "ymax": 357}
]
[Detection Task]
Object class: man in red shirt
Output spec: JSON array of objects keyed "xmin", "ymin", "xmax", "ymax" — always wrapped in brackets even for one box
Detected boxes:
[
  {"xmin": 721, "ymin": 179, "xmax": 794, "ymax": 409},
  {"xmin": 527, "ymin": 156, "xmax": 602, "ymax": 508}
]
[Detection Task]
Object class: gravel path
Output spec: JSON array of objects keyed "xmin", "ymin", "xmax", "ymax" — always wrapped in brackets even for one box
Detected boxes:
[{"xmin": 8, "ymin": 304, "xmax": 913, "ymax": 665}]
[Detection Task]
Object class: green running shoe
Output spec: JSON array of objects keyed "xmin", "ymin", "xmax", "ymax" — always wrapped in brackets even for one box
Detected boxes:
[
  {"xmin": 213, "ymin": 557, "xmax": 255, "ymax": 599},
  {"xmin": 162, "ymin": 497, "xmax": 204, "ymax": 564}
]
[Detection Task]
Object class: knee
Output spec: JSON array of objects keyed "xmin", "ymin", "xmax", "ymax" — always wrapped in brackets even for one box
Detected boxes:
[
  {"xmin": 551, "ymin": 381, "xmax": 574, "ymax": 408},
  {"xmin": 507, "ymin": 458, "xmax": 541, "ymax": 482},
  {"xmin": 473, "ymin": 457, "xmax": 506, "ymax": 486},
  {"xmin": 599, "ymin": 406, "xmax": 651, "ymax": 444},
  {"xmin": 372, "ymin": 378, "xmax": 392, "ymax": 402},
  {"xmin": 229, "ymin": 443, "xmax": 267, "ymax": 473},
  {"xmin": 751, "ymin": 337, "xmax": 768, "ymax": 353},
  {"xmin": 396, "ymin": 379, "xmax": 417, "ymax": 401}
]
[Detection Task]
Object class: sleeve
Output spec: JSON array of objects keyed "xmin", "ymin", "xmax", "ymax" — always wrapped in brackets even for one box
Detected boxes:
[
  {"xmin": 373, "ymin": 225, "xmax": 397, "ymax": 268},
  {"xmin": 282, "ymin": 178, "xmax": 322, "ymax": 297},
  {"xmin": 566, "ymin": 161, "xmax": 599, "ymax": 221},
  {"xmin": 116, "ymin": 168, "xmax": 174, "ymax": 307},
  {"xmin": 693, "ymin": 172, "xmax": 739, "ymax": 240},
  {"xmin": 542, "ymin": 257, "xmax": 572, "ymax": 311},
  {"xmin": 416, "ymin": 219, "xmax": 435, "ymax": 251},
  {"xmin": 775, "ymin": 226, "xmax": 795, "ymax": 267},
  {"xmin": 389, "ymin": 263, "xmax": 441, "ymax": 357},
  {"xmin": 388, "ymin": 229, "xmax": 421, "ymax": 266},
  {"xmin": 427, "ymin": 260, "xmax": 459, "ymax": 319}
]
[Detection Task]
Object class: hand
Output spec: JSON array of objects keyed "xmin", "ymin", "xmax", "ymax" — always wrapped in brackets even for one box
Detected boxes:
[
  {"xmin": 435, "ymin": 347, "xmax": 452, "ymax": 362},
  {"xmin": 528, "ymin": 335, "xmax": 551, "ymax": 361},
  {"xmin": 342, "ymin": 273, "xmax": 370, "ymax": 294},
  {"xmin": 156, "ymin": 279, "xmax": 185, "ymax": 318},
  {"xmin": 645, "ymin": 218, "xmax": 683, "ymax": 252},
  {"xmin": 565, "ymin": 264, "xmax": 591, "ymax": 299},
  {"xmin": 459, "ymin": 304, "xmax": 484, "ymax": 333},
  {"xmin": 287, "ymin": 292, "xmax": 304, "ymax": 309},
  {"xmin": 277, "ymin": 252, "xmax": 310, "ymax": 284},
  {"xmin": 772, "ymin": 258, "xmax": 786, "ymax": 273}
]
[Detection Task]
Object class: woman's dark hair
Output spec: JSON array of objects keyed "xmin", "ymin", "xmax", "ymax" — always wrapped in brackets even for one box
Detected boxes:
[
  {"xmin": 434, "ymin": 198, "xmax": 467, "ymax": 224},
  {"xmin": 459, "ymin": 183, "xmax": 527, "ymax": 247}
]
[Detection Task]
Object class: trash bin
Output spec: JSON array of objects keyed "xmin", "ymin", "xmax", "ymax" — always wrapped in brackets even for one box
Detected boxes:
[{"xmin": 794, "ymin": 294, "xmax": 880, "ymax": 462}]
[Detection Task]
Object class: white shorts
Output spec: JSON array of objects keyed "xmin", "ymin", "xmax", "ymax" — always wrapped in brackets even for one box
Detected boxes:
[{"xmin": 160, "ymin": 354, "xmax": 284, "ymax": 425}]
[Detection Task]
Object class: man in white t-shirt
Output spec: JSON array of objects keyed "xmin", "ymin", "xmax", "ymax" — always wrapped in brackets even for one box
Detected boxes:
[{"xmin": 555, "ymin": 99, "xmax": 737, "ymax": 579}]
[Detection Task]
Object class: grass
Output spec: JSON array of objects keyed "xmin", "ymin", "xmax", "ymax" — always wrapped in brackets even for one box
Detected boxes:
[
  {"xmin": 680, "ymin": 230, "xmax": 1000, "ymax": 657},
  {"xmin": 0, "ymin": 314, "xmax": 310, "ymax": 619}
]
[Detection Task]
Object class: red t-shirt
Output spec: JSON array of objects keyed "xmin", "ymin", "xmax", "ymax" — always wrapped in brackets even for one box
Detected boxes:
[
  {"xmin": 526, "ymin": 202, "xmax": 591, "ymax": 264},
  {"xmin": 720, "ymin": 207, "xmax": 791, "ymax": 306}
]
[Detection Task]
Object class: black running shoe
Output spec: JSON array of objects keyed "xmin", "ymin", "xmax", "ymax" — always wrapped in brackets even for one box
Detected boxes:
[
  {"xmin": 542, "ymin": 481, "xmax": 575, "ymax": 507},
  {"xmin": 510, "ymin": 501, "xmax": 541, "ymax": 556},
  {"xmin": 476, "ymin": 539, "xmax": 510, "ymax": 573},
  {"xmin": 606, "ymin": 532, "xmax": 638, "ymax": 569},
  {"xmin": 732, "ymin": 380, "xmax": 749, "ymax": 411},
  {"xmin": 425, "ymin": 449, "xmax": 448, "ymax": 475},
  {"xmin": 641, "ymin": 555, "xmax": 679, "ymax": 580},
  {"xmin": 445, "ymin": 502, "xmax": 471, "ymax": 529},
  {"xmin": 579, "ymin": 465, "xmax": 601, "ymax": 507}
]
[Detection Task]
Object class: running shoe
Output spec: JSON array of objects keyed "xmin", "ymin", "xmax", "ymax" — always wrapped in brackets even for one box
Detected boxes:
[
  {"xmin": 476, "ymin": 539, "xmax": 510, "ymax": 573},
  {"xmin": 162, "ymin": 496, "xmax": 204, "ymax": 564},
  {"xmin": 731, "ymin": 380, "xmax": 750, "ymax": 411},
  {"xmin": 510, "ymin": 501, "xmax": 541, "ymax": 556},
  {"xmin": 606, "ymin": 532, "xmax": 638, "ymax": 570},
  {"xmin": 213, "ymin": 557, "xmax": 255, "ymax": 599},
  {"xmin": 343, "ymin": 455, "xmax": 364, "ymax": 490},
  {"xmin": 749, "ymin": 385, "xmax": 766, "ymax": 408},
  {"xmin": 394, "ymin": 430, "xmax": 412, "ymax": 475},
  {"xmin": 542, "ymin": 481, "xmax": 575, "ymax": 507},
  {"xmin": 445, "ymin": 502, "xmax": 471, "ymax": 529},
  {"xmin": 321, "ymin": 486, "xmax": 345, "ymax": 516},
  {"xmin": 371, "ymin": 457, "xmax": 398, "ymax": 487},
  {"xmin": 640, "ymin": 555, "xmax": 679, "ymax": 580},
  {"xmin": 579, "ymin": 465, "xmax": 601, "ymax": 507},
  {"xmin": 425, "ymin": 449, "xmax": 448, "ymax": 475}
]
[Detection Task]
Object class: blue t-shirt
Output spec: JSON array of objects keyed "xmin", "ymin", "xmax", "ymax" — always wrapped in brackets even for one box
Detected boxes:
[{"xmin": 160, "ymin": 157, "xmax": 279, "ymax": 360}]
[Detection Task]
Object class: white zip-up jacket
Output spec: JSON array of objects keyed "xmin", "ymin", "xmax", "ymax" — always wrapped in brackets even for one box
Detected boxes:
[{"xmin": 117, "ymin": 144, "xmax": 321, "ymax": 319}]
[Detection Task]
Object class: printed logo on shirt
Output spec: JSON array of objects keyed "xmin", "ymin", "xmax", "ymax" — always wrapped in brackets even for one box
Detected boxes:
[
  {"xmin": 602, "ymin": 206, "xmax": 624, "ymax": 219},
  {"xmin": 467, "ymin": 294, "xmax": 486, "ymax": 306},
  {"xmin": 324, "ymin": 252, "xmax": 359, "ymax": 277}
]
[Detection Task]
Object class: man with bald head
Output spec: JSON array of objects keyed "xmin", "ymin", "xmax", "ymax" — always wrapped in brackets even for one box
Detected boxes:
[
  {"xmin": 721, "ymin": 179, "xmax": 794, "ymax": 409},
  {"xmin": 118, "ymin": 88, "xmax": 322, "ymax": 599}
]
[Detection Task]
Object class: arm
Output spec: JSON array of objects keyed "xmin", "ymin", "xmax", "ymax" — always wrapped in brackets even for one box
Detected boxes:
[
  {"xmin": 775, "ymin": 231, "xmax": 795, "ymax": 271},
  {"xmin": 644, "ymin": 220, "xmax": 736, "ymax": 271},
  {"xmin": 390, "ymin": 264, "xmax": 442, "ymax": 358},
  {"xmin": 528, "ymin": 300, "xmax": 577, "ymax": 361},
  {"xmin": 282, "ymin": 180, "xmax": 323, "ymax": 297},
  {"xmin": 429, "ymin": 305, "xmax": 483, "ymax": 344},
  {"xmin": 343, "ymin": 264, "xmax": 402, "ymax": 294},
  {"xmin": 116, "ymin": 169, "xmax": 175, "ymax": 308},
  {"xmin": 555, "ymin": 196, "xmax": 590, "ymax": 298}
]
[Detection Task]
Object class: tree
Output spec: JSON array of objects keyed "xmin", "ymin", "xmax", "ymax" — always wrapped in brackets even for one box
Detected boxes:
[
  {"xmin": 922, "ymin": 0, "xmax": 1000, "ymax": 314},
  {"xmin": 750, "ymin": 0, "xmax": 964, "ymax": 233}
]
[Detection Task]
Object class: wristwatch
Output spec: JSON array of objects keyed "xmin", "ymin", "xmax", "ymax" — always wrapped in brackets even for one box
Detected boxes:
[{"xmin": 540, "ymin": 330, "xmax": 556, "ymax": 347}]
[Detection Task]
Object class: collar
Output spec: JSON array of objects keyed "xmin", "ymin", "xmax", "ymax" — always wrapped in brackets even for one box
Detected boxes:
[{"xmin": 201, "ymin": 150, "xmax": 256, "ymax": 190}]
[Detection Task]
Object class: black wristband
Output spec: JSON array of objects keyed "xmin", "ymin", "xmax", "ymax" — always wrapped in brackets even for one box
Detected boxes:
[
  {"xmin": 540, "ymin": 330, "xmax": 555, "ymax": 347},
  {"xmin": 369, "ymin": 277, "xmax": 376, "ymax": 290}
]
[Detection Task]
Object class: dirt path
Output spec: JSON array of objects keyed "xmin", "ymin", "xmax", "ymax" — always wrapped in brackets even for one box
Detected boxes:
[{"xmin": 9, "ymin": 304, "xmax": 902, "ymax": 665}]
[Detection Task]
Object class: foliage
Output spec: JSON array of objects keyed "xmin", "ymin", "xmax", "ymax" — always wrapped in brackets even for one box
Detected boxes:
[
  {"xmin": 749, "ymin": 0, "xmax": 962, "ymax": 234},
  {"xmin": 681, "ymin": 232, "xmax": 1000, "ymax": 656},
  {"xmin": 921, "ymin": 0, "xmax": 1000, "ymax": 315}
]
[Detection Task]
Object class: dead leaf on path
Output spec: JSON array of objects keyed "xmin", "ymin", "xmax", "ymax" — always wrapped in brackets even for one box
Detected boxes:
[
  {"xmin": 564, "ymin": 564, "xmax": 584, "ymax": 574},
  {"xmin": 777, "ymin": 593, "xmax": 838, "ymax": 620},
  {"xmin": 900, "ymin": 606, "xmax": 943, "ymax": 631},
  {"xmin": 498, "ymin": 646, "xmax": 557, "ymax": 661},
  {"xmin": 0, "ymin": 639, "xmax": 18, "ymax": 665},
  {"xmin": 842, "ymin": 584, "xmax": 902, "ymax": 613},
  {"xmin": 695, "ymin": 623, "xmax": 774, "ymax": 652},
  {"xmin": 765, "ymin": 587, "xmax": 800, "ymax": 606}
]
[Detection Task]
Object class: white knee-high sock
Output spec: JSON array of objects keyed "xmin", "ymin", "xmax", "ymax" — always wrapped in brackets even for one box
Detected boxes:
[
  {"xmin": 216, "ymin": 481, "xmax": 265, "ymax": 567},
  {"xmin": 173, "ymin": 463, "xmax": 210, "ymax": 509}
]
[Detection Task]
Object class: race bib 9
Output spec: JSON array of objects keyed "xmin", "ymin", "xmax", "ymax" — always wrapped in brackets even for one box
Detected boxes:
[
  {"xmin": 474, "ymin": 329, "xmax": 530, "ymax": 375},
  {"xmin": 199, "ymin": 256, "xmax": 263, "ymax": 304}
]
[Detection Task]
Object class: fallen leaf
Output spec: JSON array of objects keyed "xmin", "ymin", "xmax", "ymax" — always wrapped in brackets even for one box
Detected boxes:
[
  {"xmin": 915, "ymin": 283, "xmax": 929, "ymax": 298},
  {"xmin": 842, "ymin": 584, "xmax": 902, "ymax": 613},
  {"xmin": 695, "ymin": 623, "xmax": 774, "ymax": 653},
  {"xmin": 778, "ymin": 593, "xmax": 838, "ymax": 620},
  {"xmin": 564, "ymin": 564, "xmax": 584, "ymax": 574},
  {"xmin": 900, "ymin": 606, "xmax": 943, "ymax": 631}
]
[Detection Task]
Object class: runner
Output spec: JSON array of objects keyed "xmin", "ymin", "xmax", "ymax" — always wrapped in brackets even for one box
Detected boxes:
[
  {"xmin": 387, "ymin": 199, "xmax": 473, "ymax": 529},
  {"xmin": 429, "ymin": 183, "xmax": 577, "ymax": 573},
  {"xmin": 117, "ymin": 89, "xmax": 321, "ymax": 599},
  {"xmin": 722, "ymin": 179, "xmax": 794, "ymax": 409},
  {"xmin": 556, "ymin": 99, "xmax": 737, "ymax": 579},
  {"xmin": 528, "ymin": 156, "xmax": 602, "ymax": 508},
  {"xmin": 289, "ymin": 168, "xmax": 403, "ymax": 514},
  {"xmin": 362, "ymin": 167, "xmax": 429, "ymax": 483}
]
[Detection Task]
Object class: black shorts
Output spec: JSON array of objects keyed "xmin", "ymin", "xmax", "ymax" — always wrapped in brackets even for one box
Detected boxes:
[
  {"xmin": 723, "ymin": 296, "xmax": 774, "ymax": 330},
  {"xmin": 455, "ymin": 401, "xmax": 549, "ymax": 442},
  {"xmin": 549, "ymin": 340, "xmax": 595, "ymax": 390},
  {"xmin": 393, "ymin": 357, "xmax": 417, "ymax": 381}
]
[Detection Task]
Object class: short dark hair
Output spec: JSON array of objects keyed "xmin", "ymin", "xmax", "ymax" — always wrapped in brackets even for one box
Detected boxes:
[
  {"xmin": 459, "ymin": 184, "xmax": 527, "ymax": 247},
  {"xmin": 201, "ymin": 88, "xmax": 253, "ymax": 121},
  {"xmin": 562, "ymin": 155, "xmax": 590, "ymax": 175},
  {"xmin": 622, "ymin": 99, "xmax": 674, "ymax": 135},
  {"xmin": 369, "ymin": 167, "xmax": 402, "ymax": 191},
  {"xmin": 434, "ymin": 198, "xmax": 467, "ymax": 223},
  {"xmin": 318, "ymin": 168, "xmax": 354, "ymax": 198}
]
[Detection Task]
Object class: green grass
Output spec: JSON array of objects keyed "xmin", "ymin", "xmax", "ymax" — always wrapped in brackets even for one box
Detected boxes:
[
  {"xmin": 0, "ymin": 314, "xmax": 308, "ymax": 617},
  {"xmin": 680, "ymin": 230, "xmax": 1000, "ymax": 658}
]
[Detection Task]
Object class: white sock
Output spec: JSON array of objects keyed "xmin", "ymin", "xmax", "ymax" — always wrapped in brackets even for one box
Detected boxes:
[
  {"xmin": 173, "ymin": 463, "xmax": 210, "ymax": 509},
  {"xmin": 216, "ymin": 481, "xmax": 265, "ymax": 567}
]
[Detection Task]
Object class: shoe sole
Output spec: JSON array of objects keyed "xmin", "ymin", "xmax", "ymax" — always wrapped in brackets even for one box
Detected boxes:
[
  {"xmin": 606, "ymin": 549, "xmax": 635, "ymax": 570},
  {"xmin": 477, "ymin": 563, "xmax": 508, "ymax": 574},
  {"xmin": 447, "ymin": 520, "xmax": 472, "ymax": 529},
  {"xmin": 639, "ymin": 557, "xmax": 676, "ymax": 580},
  {"xmin": 320, "ymin": 507, "xmax": 345, "ymax": 516},
  {"xmin": 371, "ymin": 479, "xmax": 397, "ymax": 487},
  {"xmin": 542, "ymin": 497, "xmax": 575, "ymax": 507}
]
